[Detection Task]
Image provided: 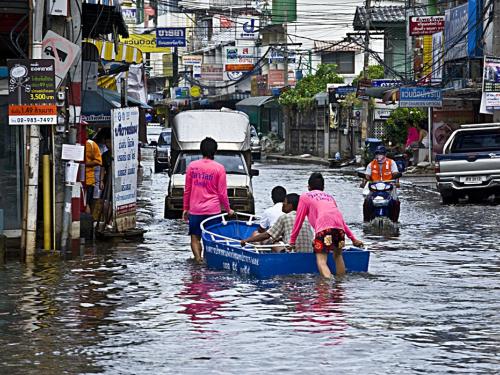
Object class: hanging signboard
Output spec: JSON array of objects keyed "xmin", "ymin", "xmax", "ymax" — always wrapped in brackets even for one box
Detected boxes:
[
  {"xmin": 7, "ymin": 59, "xmax": 57, "ymax": 125},
  {"xmin": 371, "ymin": 79, "xmax": 402, "ymax": 87},
  {"xmin": 236, "ymin": 16, "xmax": 259, "ymax": 40},
  {"xmin": 182, "ymin": 55, "xmax": 203, "ymax": 66},
  {"xmin": 224, "ymin": 46, "xmax": 256, "ymax": 72},
  {"xmin": 192, "ymin": 64, "xmax": 201, "ymax": 79},
  {"xmin": 156, "ymin": 27, "xmax": 186, "ymax": 47},
  {"xmin": 432, "ymin": 32, "xmax": 444, "ymax": 83},
  {"xmin": 201, "ymin": 64, "xmax": 224, "ymax": 81},
  {"xmin": 483, "ymin": 56, "xmax": 500, "ymax": 108},
  {"xmin": 121, "ymin": 34, "xmax": 171, "ymax": 53},
  {"xmin": 268, "ymin": 50, "xmax": 296, "ymax": 64},
  {"xmin": 111, "ymin": 107, "xmax": 139, "ymax": 232},
  {"xmin": 409, "ymin": 16, "xmax": 445, "ymax": 36},
  {"xmin": 399, "ymin": 87, "xmax": 442, "ymax": 108},
  {"xmin": 162, "ymin": 53, "xmax": 173, "ymax": 77}
]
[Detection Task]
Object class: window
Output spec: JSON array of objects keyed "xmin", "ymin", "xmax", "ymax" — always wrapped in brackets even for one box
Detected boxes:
[
  {"xmin": 321, "ymin": 52, "xmax": 355, "ymax": 74},
  {"xmin": 175, "ymin": 152, "xmax": 247, "ymax": 175},
  {"xmin": 450, "ymin": 130, "xmax": 500, "ymax": 153}
]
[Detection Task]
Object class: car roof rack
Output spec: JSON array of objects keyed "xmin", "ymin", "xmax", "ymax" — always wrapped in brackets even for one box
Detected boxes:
[{"xmin": 460, "ymin": 123, "xmax": 500, "ymax": 128}]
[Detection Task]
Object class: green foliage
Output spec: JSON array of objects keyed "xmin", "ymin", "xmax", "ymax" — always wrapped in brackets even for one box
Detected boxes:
[
  {"xmin": 383, "ymin": 108, "xmax": 427, "ymax": 148},
  {"xmin": 279, "ymin": 64, "xmax": 344, "ymax": 110},
  {"xmin": 352, "ymin": 65, "xmax": 385, "ymax": 86}
]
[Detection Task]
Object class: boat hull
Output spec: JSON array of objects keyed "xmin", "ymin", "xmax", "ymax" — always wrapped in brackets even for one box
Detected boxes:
[{"xmin": 201, "ymin": 221, "xmax": 370, "ymax": 278}]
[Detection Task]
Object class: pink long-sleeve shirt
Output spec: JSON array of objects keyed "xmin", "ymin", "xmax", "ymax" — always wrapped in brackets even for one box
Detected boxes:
[
  {"xmin": 290, "ymin": 190, "xmax": 357, "ymax": 245},
  {"xmin": 183, "ymin": 158, "xmax": 231, "ymax": 215}
]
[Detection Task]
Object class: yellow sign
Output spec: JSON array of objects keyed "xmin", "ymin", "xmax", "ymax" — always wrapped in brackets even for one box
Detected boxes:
[
  {"xmin": 190, "ymin": 86, "xmax": 201, "ymax": 98},
  {"xmin": 120, "ymin": 34, "xmax": 171, "ymax": 53}
]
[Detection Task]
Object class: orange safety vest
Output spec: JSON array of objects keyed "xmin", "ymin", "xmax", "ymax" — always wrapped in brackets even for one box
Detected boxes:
[{"xmin": 370, "ymin": 158, "xmax": 394, "ymax": 181}]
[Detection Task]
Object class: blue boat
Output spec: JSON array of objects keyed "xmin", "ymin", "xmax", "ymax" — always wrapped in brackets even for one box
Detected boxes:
[{"xmin": 201, "ymin": 214, "xmax": 370, "ymax": 278}]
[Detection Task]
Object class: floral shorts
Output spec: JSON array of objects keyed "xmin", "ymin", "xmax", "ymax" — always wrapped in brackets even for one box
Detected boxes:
[{"xmin": 313, "ymin": 228, "xmax": 345, "ymax": 254}]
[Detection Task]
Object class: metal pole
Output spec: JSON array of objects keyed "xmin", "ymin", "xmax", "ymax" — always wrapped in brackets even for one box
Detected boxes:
[
  {"xmin": 428, "ymin": 107, "xmax": 432, "ymax": 164},
  {"xmin": 42, "ymin": 154, "xmax": 51, "ymax": 250},
  {"xmin": 360, "ymin": 0, "xmax": 371, "ymax": 144},
  {"xmin": 494, "ymin": 0, "xmax": 500, "ymax": 122},
  {"xmin": 24, "ymin": 0, "xmax": 46, "ymax": 257},
  {"xmin": 283, "ymin": 15, "xmax": 288, "ymax": 87}
]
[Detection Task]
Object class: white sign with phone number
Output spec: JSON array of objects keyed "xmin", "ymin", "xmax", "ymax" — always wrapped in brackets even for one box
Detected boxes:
[{"xmin": 111, "ymin": 107, "xmax": 139, "ymax": 232}]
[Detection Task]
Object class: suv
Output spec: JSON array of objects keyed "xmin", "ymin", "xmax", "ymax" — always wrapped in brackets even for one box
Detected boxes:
[
  {"xmin": 435, "ymin": 123, "xmax": 500, "ymax": 203},
  {"xmin": 155, "ymin": 128, "xmax": 171, "ymax": 172},
  {"xmin": 250, "ymin": 126, "xmax": 262, "ymax": 160}
]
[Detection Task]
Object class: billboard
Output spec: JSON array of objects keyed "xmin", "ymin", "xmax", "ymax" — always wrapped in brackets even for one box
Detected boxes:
[
  {"xmin": 201, "ymin": 64, "xmax": 224, "ymax": 81},
  {"xmin": 7, "ymin": 59, "xmax": 57, "ymax": 125},
  {"xmin": 483, "ymin": 56, "xmax": 500, "ymax": 108},
  {"xmin": 121, "ymin": 34, "xmax": 171, "ymax": 53},
  {"xmin": 236, "ymin": 16, "xmax": 259, "ymax": 40},
  {"xmin": 224, "ymin": 46, "xmax": 257, "ymax": 72}
]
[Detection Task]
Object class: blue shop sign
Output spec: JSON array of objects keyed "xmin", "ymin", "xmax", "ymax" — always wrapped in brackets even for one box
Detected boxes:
[
  {"xmin": 156, "ymin": 27, "xmax": 186, "ymax": 47},
  {"xmin": 335, "ymin": 86, "xmax": 357, "ymax": 96},
  {"xmin": 399, "ymin": 87, "xmax": 442, "ymax": 108},
  {"xmin": 371, "ymin": 79, "xmax": 402, "ymax": 87}
]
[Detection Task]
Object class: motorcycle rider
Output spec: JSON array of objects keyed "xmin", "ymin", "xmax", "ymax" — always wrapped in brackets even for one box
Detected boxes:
[{"xmin": 363, "ymin": 145, "xmax": 401, "ymax": 222}]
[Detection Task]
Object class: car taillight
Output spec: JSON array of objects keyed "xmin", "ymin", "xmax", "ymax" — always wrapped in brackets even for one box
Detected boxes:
[{"xmin": 434, "ymin": 161, "xmax": 440, "ymax": 174}]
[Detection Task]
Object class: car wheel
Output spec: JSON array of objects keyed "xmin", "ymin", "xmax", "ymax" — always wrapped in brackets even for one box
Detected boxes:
[{"xmin": 441, "ymin": 192, "xmax": 458, "ymax": 204}]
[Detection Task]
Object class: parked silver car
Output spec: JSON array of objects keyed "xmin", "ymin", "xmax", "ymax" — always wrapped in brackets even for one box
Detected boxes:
[{"xmin": 435, "ymin": 123, "xmax": 500, "ymax": 203}]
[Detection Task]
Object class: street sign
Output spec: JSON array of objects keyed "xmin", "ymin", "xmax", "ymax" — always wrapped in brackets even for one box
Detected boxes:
[
  {"xmin": 182, "ymin": 55, "xmax": 203, "ymax": 66},
  {"xmin": 399, "ymin": 87, "xmax": 442, "ymax": 108},
  {"xmin": 7, "ymin": 59, "xmax": 57, "ymax": 125},
  {"xmin": 111, "ymin": 107, "xmax": 139, "ymax": 232},
  {"xmin": 409, "ymin": 16, "xmax": 445, "ymax": 36},
  {"xmin": 156, "ymin": 27, "xmax": 186, "ymax": 47},
  {"xmin": 42, "ymin": 31, "xmax": 80, "ymax": 88}
]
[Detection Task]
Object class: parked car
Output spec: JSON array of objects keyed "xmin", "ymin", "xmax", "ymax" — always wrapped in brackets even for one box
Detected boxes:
[
  {"xmin": 435, "ymin": 123, "xmax": 500, "ymax": 204},
  {"xmin": 250, "ymin": 126, "xmax": 262, "ymax": 160},
  {"xmin": 155, "ymin": 128, "xmax": 171, "ymax": 173}
]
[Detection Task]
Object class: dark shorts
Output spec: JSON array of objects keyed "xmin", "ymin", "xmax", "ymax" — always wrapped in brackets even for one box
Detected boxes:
[
  {"xmin": 188, "ymin": 214, "xmax": 221, "ymax": 237},
  {"xmin": 313, "ymin": 228, "xmax": 345, "ymax": 254}
]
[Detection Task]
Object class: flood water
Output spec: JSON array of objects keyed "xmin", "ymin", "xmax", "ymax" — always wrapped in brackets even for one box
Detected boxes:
[{"xmin": 0, "ymin": 163, "xmax": 499, "ymax": 374}]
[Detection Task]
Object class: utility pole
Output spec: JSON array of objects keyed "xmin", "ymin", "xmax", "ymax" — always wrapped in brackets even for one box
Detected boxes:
[
  {"xmin": 494, "ymin": 0, "xmax": 500, "ymax": 122},
  {"xmin": 23, "ymin": 0, "xmax": 46, "ymax": 257},
  {"xmin": 283, "ymin": 11, "xmax": 288, "ymax": 87},
  {"xmin": 360, "ymin": 0, "xmax": 371, "ymax": 143}
]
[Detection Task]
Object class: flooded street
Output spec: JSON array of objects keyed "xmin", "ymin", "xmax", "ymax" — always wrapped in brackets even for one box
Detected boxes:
[{"xmin": 0, "ymin": 163, "xmax": 499, "ymax": 374}]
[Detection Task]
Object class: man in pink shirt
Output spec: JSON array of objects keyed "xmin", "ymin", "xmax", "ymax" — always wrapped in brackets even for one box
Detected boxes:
[
  {"xmin": 290, "ymin": 172, "xmax": 364, "ymax": 278},
  {"xmin": 183, "ymin": 137, "xmax": 234, "ymax": 262}
]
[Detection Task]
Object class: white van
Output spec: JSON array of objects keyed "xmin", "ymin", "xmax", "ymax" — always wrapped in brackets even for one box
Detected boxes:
[{"xmin": 164, "ymin": 110, "xmax": 258, "ymax": 218}]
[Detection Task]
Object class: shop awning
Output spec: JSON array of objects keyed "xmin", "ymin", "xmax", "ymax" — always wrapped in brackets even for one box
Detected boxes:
[
  {"xmin": 85, "ymin": 39, "xmax": 143, "ymax": 64},
  {"xmin": 236, "ymin": 96, "xmax": 274, "ymax": 108},
  {"xmin": 81, "ymin": 87, "xmax": 151, "ymax": 125}
]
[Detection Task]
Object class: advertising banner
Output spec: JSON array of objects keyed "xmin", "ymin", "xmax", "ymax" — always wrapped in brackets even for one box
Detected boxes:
[
  {"xmin": 111, "ymin": 107, "xmax": 139, "ymax": 232},
  {"xmin": 482, "ymin": 56, "xmax": 500, "ymax": 108},
  {"xmin": 409, "ymin": 16, "xmax": 445, "ymax": 36},
  {"xmin": 7, "ymin": 59, "xmax": 57, "ymax": 125},
  {"xmin": 162, "ymin": 53, "xmax": 173, "ymax": 77},
  {"xmin": 444, "ymin": 3, "xmax": 468, "ymax": 61},
  {"xmin": 399, "ymin": 87, "xmax": 442, "ymax": 108},
  {"xmin": 121, "ymin": 34, "xmax": 171, "ymax": 53},
  {"xmin": 201, "ymin": 64, "xmax": 224, "ymax": 81},
  {"xmin": 224, "ymin": 46, "xmax": 257, "ymax": 72},
  {"xmin": 156, "ymin": 27, "xmax": 186, "ymax": 47}
]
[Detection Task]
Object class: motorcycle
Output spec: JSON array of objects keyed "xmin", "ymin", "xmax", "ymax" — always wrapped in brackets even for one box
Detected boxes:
[{"xmin": 357, "ymin": 168, "xmax": 401, "ymax": 236}]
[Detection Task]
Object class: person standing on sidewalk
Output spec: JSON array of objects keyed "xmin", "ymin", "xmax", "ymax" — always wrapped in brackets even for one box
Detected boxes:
[
  {"xmin": 290, "ymin": 172, "xmax": 364, "ymax": 278},
  {"xmin": 85, "ymin": 135, "xmax": 102, "ymax": 214},
  {"xmin": 182, "ymin": 137, "xmax": 234, "ymax": 262}
]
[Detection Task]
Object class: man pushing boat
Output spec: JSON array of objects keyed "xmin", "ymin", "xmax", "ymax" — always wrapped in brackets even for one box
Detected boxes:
[
  {"xmin": 183, "ymin": 137, "xmax": 234, "ymax": 262},
  {"xmin": 290, "ymin": 172, "xmax": 364, "ymax": 278}
]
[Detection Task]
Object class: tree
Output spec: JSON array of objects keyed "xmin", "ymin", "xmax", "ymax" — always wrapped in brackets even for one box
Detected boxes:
[
  {"xmin": 351, "ymin": 65, "xmax": 385, "ymax": 86},
  {"xmin": 383, "ymin": 108, "xmax": 427, "ymax": 149},
  {"xmin": 279, "ymin": 64, "xmax": 344, "ymax": 109}
]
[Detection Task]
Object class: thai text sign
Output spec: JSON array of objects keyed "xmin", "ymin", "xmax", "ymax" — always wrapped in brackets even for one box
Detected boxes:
[
  {"xmin": 182, "ymin": 55, "xmax": 203, "ymax": 66},
  {"xmin": 7, "ymin": 59, "xmax": 57, "ymax": 125},
  {"xmin": 201, "ymin": 64, "xmax": 224, "ymax": 81},
  {"xmin": 409, "ymin": 16, "xmax": 445, "ymax": 36},
  {"xmin": 111, "ymin": 107, "xmax": 139, "ymax": 232},
  {"xmin": 156, "ymin": 27, "xmax": 186, "ymax": 47},
  {"xmin": 399, "ymin": 87, "xmax": 442, "ymax": 108},
  {"xmin": 121, "ymin": 34, "xmax": 171, "ymax": 53}
]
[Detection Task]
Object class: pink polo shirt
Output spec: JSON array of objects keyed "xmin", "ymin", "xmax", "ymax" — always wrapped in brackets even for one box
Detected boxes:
[
  {"xmin": 183, "ymin": 158, "xmax": 231, "ymax": 215},
  {"xmin": 290, "ymin": 190, "xmax": 357, "ymax": 245}
]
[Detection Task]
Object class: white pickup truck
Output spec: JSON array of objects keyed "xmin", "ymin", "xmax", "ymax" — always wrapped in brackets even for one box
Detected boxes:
[{"xmin": 435, "ymin": 123, "xmax": 500, "ymax": 204}]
